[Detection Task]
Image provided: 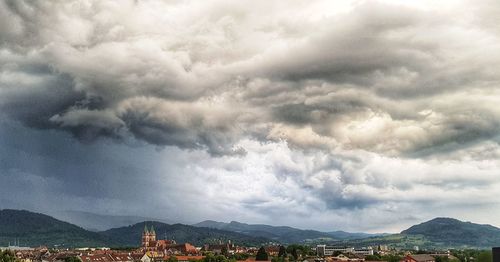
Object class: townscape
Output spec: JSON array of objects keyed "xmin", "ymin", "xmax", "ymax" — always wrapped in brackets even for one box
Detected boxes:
[{"xmin": 0, "ymin": 225, "xmax": 494, "ymax": 262}]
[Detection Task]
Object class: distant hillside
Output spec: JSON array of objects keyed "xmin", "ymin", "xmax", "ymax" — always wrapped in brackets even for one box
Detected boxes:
[
  {"xmin": 101, "ymin": 221, "xmax": 270, "ymax": 246},
  {"xmin": 194, "ymin": 220, "xmax": 346, "ymax": 243},
  {"xmin": 195, "ymin": 220, "xmax": 228, "ymax": 230},
  {"xmin": 332, "ymin": 233, "xmax": 435, "ymax": 250},
  {"xmin": 0, "ymin": 210, "xmax": 268, "ymax": 248},
  {"xmin": 52, "ymin": 210, "xmax": 171, "ymax": 231},
  {"xmin": 340, "ymin": 217, "xmax": 500, "ymax": 249},
  {"xmin": 194, "ymin": 220, "xmax": 385, "ymax": 243},
  {"xmin": 401, "ymin": 217, "xmax": 500, "ymax": 248},
  {"xmin": 0, "ymin": 209, "xmax": 114, "ymax": 247},
  {"xmin": 327, "ymin": 230, "xmax": 386, "ymax": 240}
]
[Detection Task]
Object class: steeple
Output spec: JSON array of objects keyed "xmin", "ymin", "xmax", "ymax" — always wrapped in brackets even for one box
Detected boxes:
[
  {"xmin": 144, "ymin": 224, "xmax": 149, "ymax": 233},
  {"xmin": 150, "ymin": 225, "xmax": 156, "ymax": 235}
]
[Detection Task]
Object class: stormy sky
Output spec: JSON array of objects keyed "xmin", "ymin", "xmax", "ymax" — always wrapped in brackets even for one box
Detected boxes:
[{"xmin": 1, "ymin": 0, "xmax": 500, "ymax": 233}]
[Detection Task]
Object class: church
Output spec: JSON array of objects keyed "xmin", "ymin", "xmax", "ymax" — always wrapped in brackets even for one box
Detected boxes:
[
  {"xmin": 141, "ymin": 225, "xmax": 159, "ymax": 250},
  {"xmin": 141, "ymin": 224, "xmax": 197, "ymax": 254}
]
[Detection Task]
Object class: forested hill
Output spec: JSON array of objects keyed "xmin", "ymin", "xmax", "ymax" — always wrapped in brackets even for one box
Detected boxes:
[
  {"xmin": 100, "ymin": 221, "xmax": 270, "ymax": 246},
  {"xmin": 193, "ymin": 220, "xmax": 380, "ymax": 243},
  {"xmin": 0, "ymin": 209, "xmax": 114, "ymax": 247},
  {"xmin": 401, "ymin": 217, "xmax": 500, "ymax": 248},
  {"xmin": 0, "ymin": 210, "xmax": 269, "ymax": 247}
]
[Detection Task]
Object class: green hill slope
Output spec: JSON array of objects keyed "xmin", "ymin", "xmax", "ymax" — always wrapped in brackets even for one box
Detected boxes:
[
  {"xmin": 341, "ymin": 217, "xmax": 500, "ymax": 249},
  {"xmin": 401, "ymin": 217, "xmax": 500, "ymax": 248},
  {"xmin": 0, "ymin": 209, "xmax": 114, "ymax": 247},
  {"xmin": 101, "ymin": 221, "xmax": 270, "ymax": 246},
  {"xmin": 194, "ymin": 220, "xmax": 349, "ymax": 243}
]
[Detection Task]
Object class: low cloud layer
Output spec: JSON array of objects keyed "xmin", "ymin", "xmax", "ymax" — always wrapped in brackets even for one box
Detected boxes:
[{"xmin": 1, "ymin": 0, "xmax": 500, "ymax": 231}]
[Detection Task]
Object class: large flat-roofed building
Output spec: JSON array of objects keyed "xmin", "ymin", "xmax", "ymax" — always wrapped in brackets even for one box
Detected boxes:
[
  {"xmin": 353, "ymin": 247, "xmax": 374, "ymax": 256},
  {"xmin": 316, "ymin": 245, "xmax": 354, "ymax": 256}
]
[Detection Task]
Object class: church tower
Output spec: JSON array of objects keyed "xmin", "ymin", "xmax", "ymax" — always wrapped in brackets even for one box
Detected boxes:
[
  {"xmin": 142, "ymin": 224, "xmax": 150, "ymax": 247},
  {"xmin": 150, "ymin": 225, "xmax": 156, "ymax": 242},
  {"xmin": 141, "ymin": 223, "xmax": 158, "ymax": 250}
]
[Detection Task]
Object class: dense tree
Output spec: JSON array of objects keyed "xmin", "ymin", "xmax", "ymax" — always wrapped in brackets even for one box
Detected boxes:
[
  {"xmin": 202, "ymin": 253, "xmax": 230, "ymax": 262},
  {"xmin": 451, "ymin": 249, "xmax": 492, "ymax": 262},
  {"xmin": 477, "ymin": 251, "xmax": 492, "ymax": 262},
  {"xmin": 291, "ymin": 249, "xmax": 299, "ymax": 261},
  {"xmin": 0, "ymin": 250, "xmax": 17, "ymax": 262},
  {"xmin": 365, "ymin": 255, "xmax": 382, "ymax": 261},
  {"xmin": 271, "ymin": 257, "xmax": 286, "ymax": 262},
  {"xmin": 435, "ymin": 256, "xmax": 449, "ymax": 262},
  {"xmin": 302, "ymin": 245, "xmax": 316, "ymax": 257},
  {"xmin": 286, "ymin": 245, "xmax": 303, "ymax": 260},
  {"xmin": 256, "ymin": 246, "xmax": 269, "ymax": 261},
  {"xmin": 228, "ymin": 253, "xmax": 249, "ymax": 261},
  {"xmin": 165, "ymin": 256, "xmax": 179, "ymax": 262},
  {"xmin": 278, "ymin": 246, "xmax": 287, "ymax": 258},
  {"xmin": 64, "ymin": 257, "xmax": 81, "ymax": 262}
]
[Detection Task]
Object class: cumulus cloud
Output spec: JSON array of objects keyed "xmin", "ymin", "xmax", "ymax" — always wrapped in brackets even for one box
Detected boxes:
[
  {"xmin": 2, "ymin": 0, "xmax": 500, "ymax": 156},
  {"xmin": 1, "ymin": 0, "xmax": 500, "ymax": 231}
]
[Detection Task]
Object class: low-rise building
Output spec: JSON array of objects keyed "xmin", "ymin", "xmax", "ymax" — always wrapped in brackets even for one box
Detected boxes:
[
  {"xmin": 316, "ymin": 246, "xmax": 354, "ymax": 257},
  {"xmin": 353, "ymin": 247, "xmax": 374, "ymax": 256},
  {"xmin": 164, "ymin": 243, "xmax": 197, "ymax": 255},
  {"xmin": 202, "ymin": 242, "xmax": 236, "ymax": 255},
  {"xmin": 141, "ymin": 251, "xmax": 164, "ymax": 262},
  {"xmin": 264, "ymin": 246, "xmax": 280, "ymax": 256},
  {"xmin": 79, "ymin": 253, "xmax": 134, "ymax": 262}
]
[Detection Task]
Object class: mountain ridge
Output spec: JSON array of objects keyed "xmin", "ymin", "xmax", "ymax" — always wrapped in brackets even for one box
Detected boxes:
[
  {"xmin": 0, "ymin": 210, "xmax": 270, "ymax": 247},
  {"xmin": 51, "ymin": 210, "xmax": 172, "ymax": 232},
  {"xmin": 0, "ymin": 209, "xmax": 115, "ymax": 247},
  {"xmin": 3, "ymin": 209, "xmax": 500, "ymax": 248},
  {"xmin": 193, "ymin": 220, "xmax": 381, "ymax": 243},
  {"xmin": 101, "ymin": 221, "xmax": 270, "ymax": 246},
  {"xmin": 400, "ymin": 217, "xmax": 500, "ymax": 248}
]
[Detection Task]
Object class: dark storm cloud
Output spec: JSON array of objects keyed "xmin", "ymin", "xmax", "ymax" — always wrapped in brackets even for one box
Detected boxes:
[
  {"xmin": 116, "ymin": 97, "xmax": 246, "ymax": 156},
  {"xmin": 257, "ymin": 4, "xmax": 426, "ymax": 84},
  {"xmin": 1, "ymin": 0, "xmax": 500, "ymax": 157},
  {"xmin": 0, "ymin": 63, "xmax": 85, "ymax": 129},
  {"xmin": 252, "ymin": 2, "xmax": 498, "ymax": 101}
]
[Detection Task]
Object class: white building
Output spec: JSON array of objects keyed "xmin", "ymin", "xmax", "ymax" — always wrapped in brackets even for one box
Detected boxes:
[
  {"xmin": 316, "ymin": 245, "xmax": 354, "ymax": 256},
  {"xmin": 0, "ymin": 246, "xmax": 34, "ymax": 251},
  {"xmin": 353, "ymin": 247, "xmax": 374, "ymax": 256}
]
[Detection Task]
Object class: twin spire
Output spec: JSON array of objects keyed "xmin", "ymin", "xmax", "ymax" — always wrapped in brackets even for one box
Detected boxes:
[{"xmin": 144, "ymin": 223, "xmax": 156, "ymax": 234}]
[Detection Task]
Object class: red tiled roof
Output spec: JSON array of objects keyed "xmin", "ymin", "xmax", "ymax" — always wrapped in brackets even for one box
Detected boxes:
[
  {"xmin": 157, "ymin": 240, "xmax": 176, "ymax": 246},
  {"xmin": 163, "ymin": 256, "xmax": 204, "ymax": 261}
]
